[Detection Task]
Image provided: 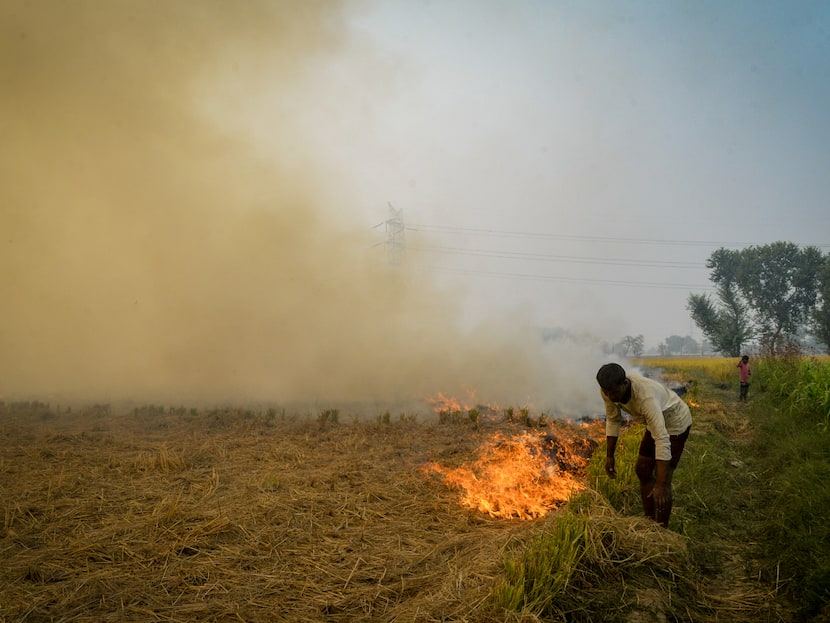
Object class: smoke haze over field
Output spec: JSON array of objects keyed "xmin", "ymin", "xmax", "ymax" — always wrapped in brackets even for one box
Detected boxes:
[{"xmin": 0, "ymin": 1, "xmax": 609, "ymax": 413}]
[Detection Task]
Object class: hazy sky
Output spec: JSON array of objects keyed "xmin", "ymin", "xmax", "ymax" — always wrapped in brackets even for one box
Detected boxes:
[
  {"xmin": 218, "ymin": 0, "xmax": 830, "ymax": 344},
  {"xmin": 332, "ymin": 1, "xmax": 830, "ymax": 342},
  {"xmin": 2, "ymin": 1, "xmax": 829, "ymax": 412}
]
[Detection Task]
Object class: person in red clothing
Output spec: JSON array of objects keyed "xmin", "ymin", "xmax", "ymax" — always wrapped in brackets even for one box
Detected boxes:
[{"xmin": 737, "ymin": 355, "xmax": 751, "ymax": 401}]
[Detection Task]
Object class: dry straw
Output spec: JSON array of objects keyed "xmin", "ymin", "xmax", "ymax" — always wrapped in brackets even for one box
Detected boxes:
[
  {"xmin": 0, "ymin": 403, "xmax": 774, "ymax": 622},
  {"xmin": 2, "ymin": 406, "xmax": 584, "ymax": 622}
]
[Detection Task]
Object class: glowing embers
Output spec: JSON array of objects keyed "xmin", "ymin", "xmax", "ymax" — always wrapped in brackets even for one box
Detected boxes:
[{"xmin": 425, "ymin": 430, "xmax": 594, "ymax": 520}]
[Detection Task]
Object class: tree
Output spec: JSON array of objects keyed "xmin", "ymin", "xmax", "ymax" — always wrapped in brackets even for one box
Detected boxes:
[
  {"xmin": 687, "ymin": 283, "xmax": 753, "ymax": 357},
  {"xmin": 690, "ymin": 242, "xmax": 824, "ymax": 355},
  {"xmin": 618, "ymin": 334, "xmax": 644, "ymax": 357},
  {"xmin": 663, "ymin": 335, "xmax": 699, "ymax": 355},
  {"xmin": 735, "ymin": 242, "xmax": 823, "ymax": 353},
  {"xmin": 809, "ymin": 255, "xmax": 830, "ymax": 353},
  {"xmin": 683, "ymin": 335, "xmax": 700, "ymax": 354},
  {"xmin": 665, "ymin": 335, "xmax": 685, "ymax": 355}
]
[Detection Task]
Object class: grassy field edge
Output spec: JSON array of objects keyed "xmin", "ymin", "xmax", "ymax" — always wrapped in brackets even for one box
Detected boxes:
[{"xmin": 493, "ymin": 356, "xmax": 830, "ymax": 622}]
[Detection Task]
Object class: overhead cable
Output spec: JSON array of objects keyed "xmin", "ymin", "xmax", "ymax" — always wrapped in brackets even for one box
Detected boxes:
[
  {"xmin": 408, "ymin": 244, "xmax": 704, "ymax": 269},
  {"xmin": 411, "ymin": 264, "xmax": 717, "ymax": 291},
  {"xmin": 406, "ymin": 223, "xmax": 830, "ymax": 249}
]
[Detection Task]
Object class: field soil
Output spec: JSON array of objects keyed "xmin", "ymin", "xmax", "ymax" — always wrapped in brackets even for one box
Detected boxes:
[{"xmin": 0, "ymin": 406, "xmax": 603, "ymax": 622}]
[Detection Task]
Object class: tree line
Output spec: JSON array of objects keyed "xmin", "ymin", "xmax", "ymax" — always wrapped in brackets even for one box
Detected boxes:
[
  {"xmin": 687, "ymin": 241, "xmax": 830, "ymax": 356},
  {"xmin": 607, "ymin": 334, "xmax": 707, "ymax": 357}
]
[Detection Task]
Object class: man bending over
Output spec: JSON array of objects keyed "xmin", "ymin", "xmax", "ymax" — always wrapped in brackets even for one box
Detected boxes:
[{"xmin": 596, "ymin": 363, "xmax": 693, "ymax": 528}]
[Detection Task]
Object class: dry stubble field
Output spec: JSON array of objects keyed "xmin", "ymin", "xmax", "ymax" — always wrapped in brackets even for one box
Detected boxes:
[{"xmin": 0, "ymin": 404, "xmax": 602, "ymax": 622}]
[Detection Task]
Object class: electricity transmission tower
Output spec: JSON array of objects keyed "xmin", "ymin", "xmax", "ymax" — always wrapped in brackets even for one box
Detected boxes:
[{"xmin": 383, "ymin": 203, "xmax": 405, "ymax": 266}]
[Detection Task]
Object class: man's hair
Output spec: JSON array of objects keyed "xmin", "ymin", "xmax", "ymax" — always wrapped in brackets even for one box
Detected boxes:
[{"xmin": 596, "ymin": 363, "xmax": 626, "ymax": 390}]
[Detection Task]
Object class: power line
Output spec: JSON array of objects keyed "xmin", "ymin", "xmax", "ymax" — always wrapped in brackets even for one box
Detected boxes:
[
  {"xmin": 406, "ymin": 223, "xmax": 830, "ymax": 249},
  {"xmin": 412, "ymin": 264, "xmax": 716, "ymax": 291},
  {"xmin": 408, "ymin": 244, "xmax": 705, "ymax": 269},
  {"xmin": 375, "ymin": 216, "xmax": 823, "ymax": 292}
]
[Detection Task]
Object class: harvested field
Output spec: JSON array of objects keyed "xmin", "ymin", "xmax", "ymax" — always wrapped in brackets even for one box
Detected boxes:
[{"xmin": 0, "ymin": 405, "xmax": 603, "ymax": 622}]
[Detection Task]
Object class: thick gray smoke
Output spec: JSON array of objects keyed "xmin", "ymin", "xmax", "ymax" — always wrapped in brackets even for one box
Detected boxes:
[{"xmin": 0, "ymin": 1, "xmax": 608, "ymax": 413}]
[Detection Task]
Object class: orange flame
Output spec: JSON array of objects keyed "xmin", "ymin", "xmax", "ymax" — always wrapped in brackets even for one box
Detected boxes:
[
  {"xmin": 423, "ymin": 389, "xmax": 503, "ymax": 421},
  {"xmin": 424, "ymin": 431, "xmax": 590, "ymax": 520},
  {"xmin": 424, "ymin": 390, "xmax": 470, "ymax": 414}
]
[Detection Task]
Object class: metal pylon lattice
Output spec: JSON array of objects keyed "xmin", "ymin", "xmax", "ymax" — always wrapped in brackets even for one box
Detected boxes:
[{"xmin": 384, "ymin": 203, "xmax": 405, "ymax": 266}]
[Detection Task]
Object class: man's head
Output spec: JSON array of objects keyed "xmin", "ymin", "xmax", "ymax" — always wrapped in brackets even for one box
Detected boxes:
[
  {"xmin": 596, "ymin": 363, "xmax": 629, "ymax": 402},
  {"xmin": 741, "ymin": 355, "xmax": 749, "ymax": 363}
]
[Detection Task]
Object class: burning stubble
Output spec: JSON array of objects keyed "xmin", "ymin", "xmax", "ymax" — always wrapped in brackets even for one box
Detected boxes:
[
  {"xmin": 423, "ymin": 425, "xmax": 601, "ymax": 520},
  {"xmin": 0, "ymin": 1, "xmax": 607, "ymax": 411}
]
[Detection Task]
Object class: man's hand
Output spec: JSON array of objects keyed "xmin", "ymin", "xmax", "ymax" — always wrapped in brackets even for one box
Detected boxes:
[
  {"xmin": 653, "ymin": 481, "xmax": 671, "ymax": 514},
  {"xmin": 604, "ymin": 456, "xmax": 617, "ymax": 479}
]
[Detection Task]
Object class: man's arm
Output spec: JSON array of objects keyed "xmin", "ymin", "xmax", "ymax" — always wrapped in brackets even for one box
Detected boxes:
[
  {"xmin": 653, "ymin": 459, "xmax": 672, "ymax": 516},
  {"xmin": 640, "ymin": 395, "xmax": 674, "ymax": 513},
  {"xmin": 601, "ymin": 391, "xmax": 622, "ymax": 479},
  {"xmin": 641, "ymin": 397, "xmax": 672, "ymax": 462},
  {"xmin": 605, "ymin": 435, "xmax": 618, "ymax": 478},
  {"xmin": 654, "ymin": 459, "xmax": 671, "ymax": 488},
  {"xmin": 602, "ymin": 393, "xmax": 622, "ymax": 437}
]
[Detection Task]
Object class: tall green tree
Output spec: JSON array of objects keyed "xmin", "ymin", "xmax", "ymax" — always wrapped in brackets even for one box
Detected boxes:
[
  {"xmin": 809, "ymin": 255, "xmax": 830, "ymax": 353},
  {"xmin": 688, "ymin": 284, "xmax": 753, "ymax": 357},
  {"xmin": 735, "ymin": 242, "xmax": 823, "ymax": 352},
  {"xmin": 688, "ymin": 247, "xmax": 754, "ymax": 356},
  {"xmin": 690, "ymin": 242, "xmax": 824, "ymax": 355}
]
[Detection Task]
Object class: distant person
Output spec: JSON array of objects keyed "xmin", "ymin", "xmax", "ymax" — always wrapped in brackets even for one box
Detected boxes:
[
  {"xmin": 596, "ymin": 363, "xmax": 693, "ymax": 528},
  {"xmin": 737, "ymin": 355, "xmax": 751, "ymax": 401}
]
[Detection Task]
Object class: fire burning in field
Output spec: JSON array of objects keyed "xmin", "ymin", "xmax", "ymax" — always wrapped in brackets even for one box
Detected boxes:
[
  {"xmin": 424, "ymin": 391, "xmax": 471, "ymax": 415},
  {"xmin": 424, "ymin": 429, "xmax": 597, "ymax": 520},
  {"xmin": 423, "ymin": 388, "xmax": 502, "ymax": 416}
]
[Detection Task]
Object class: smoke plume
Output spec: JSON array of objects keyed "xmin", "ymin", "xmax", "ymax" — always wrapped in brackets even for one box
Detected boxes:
[{"xmin": 0, "ymin": 1, "xmax": 606, "ymax": 413}]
